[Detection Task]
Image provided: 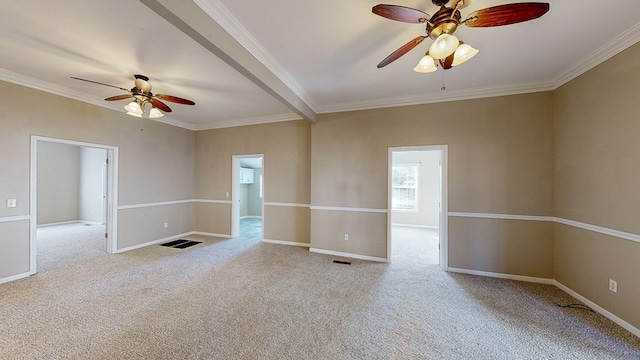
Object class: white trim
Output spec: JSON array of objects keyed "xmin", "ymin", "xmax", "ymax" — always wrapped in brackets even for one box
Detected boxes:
[
  {"xmin": 240, "ymin": 215, "xmax": 262, "ymax": 220},
  {"xmin": 392, "ymin": 223, "xmax": 439, "ymax": 230},
  {"xmin": 191, "ymin": 231, "xmax": 232, "ymax": 238},
  {"xmin": 389, "ymin": 145, "xmax": 449, "ymax": 269},
  {"xmin": 118, "ymin": 199, "xmax": 193, "ymax": 210},
  {"xmin": 0, "ymin": 271, "xmax": 31, "ymax": 285},
  {"xmin": 310, "ymin": 206, "xmax": 387, "ymax": 214},
  {"xmin": 114, "ymin": 231, "xmax": 193, "ymax": 253},
  {"xmin": 446, "ymin": 267, "xmax": 555, "ymax": 285},
  {"xmin": 0, "ymin": 69, "xmax": 196, "ymax": 131},
  {"xmin": 554, "ymin": 217, "xmax": 640, "ymax": 244},
  {"xmin": 552, "ymin": 22, "xmax": 640, "ymax": 89},
  {"xmin": 37, "ymin": 220, "xmax": 80, "ymax": 228},
  {"xmin": 264, "ymin": 202, "xmax": 310, "ymax": 208},
  {"xmin": 30, "ymin": 136, "xmax": 119, "ymax": 272},
  {"xmin": 193, "ymin": 199, "xmax": 233, "ymax": 204},
  {"xmin": 448, "ymin": 212, "xmax": 554, "ymax": 222},
  {"xmin": 0, "ymin": 215, "xmax": 30, "ymax": 223},
  {"xmin": 448, "ymin": 212, "xmax": 640, "ymax": 244},
  {"xmin": 193, "ymin": 0, "xmax": 318, "ymax": 112},
  {"xmin": 554, "ymin": 281, "xmax": 640, "ymax": 338},
  {"xmin": 263, "ymin": 239, "xmax": 311, "ymax": 248},
  {"xmin": 309, "ymin": 248, "xmax": 388, "ymax": 263},
  {"xmin": 194, "ymin": 113, "xmax": 302, "ymax": 131}
]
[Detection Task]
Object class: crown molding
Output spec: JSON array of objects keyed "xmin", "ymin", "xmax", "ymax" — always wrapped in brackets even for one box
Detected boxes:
[
  {"xmin": 0, "ymin": 68, "xmax": 196, "ymax": 131},
  {"xmin": 316, "ymin": 79, "xmax": 555, "ymax": 114},
  {"xmin": 193, "ymin": 0, "xmax": 319, "ymax": 112},
  {"xmin": 552, "ymin": 21, "xmax": 640, "ymax": 89},
  {"xmin": 194, "ymin": 112, "xmax": 302, "ymax": 131}
]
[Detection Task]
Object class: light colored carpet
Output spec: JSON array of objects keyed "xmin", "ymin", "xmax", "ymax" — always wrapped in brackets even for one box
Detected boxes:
[{"xmin": 0, "ymin": 223, "xmax": 638, "ymax": 359}]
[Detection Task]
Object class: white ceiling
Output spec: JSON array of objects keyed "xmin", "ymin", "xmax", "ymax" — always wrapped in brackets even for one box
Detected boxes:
[{"xmin": 2, "ymin": 1, "xmax": 640, "ymax": 130}]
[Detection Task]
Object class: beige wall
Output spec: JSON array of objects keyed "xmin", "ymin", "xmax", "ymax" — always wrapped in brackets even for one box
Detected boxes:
[
  {"xmin": 0, "ymin": 80, "xmax": 195, "ymax": 279},
  {"xmin": 553, "ymin": 42, "xmax": 640, "ymax": 329},
  {"xmin": 195, "ymin": 121, "xmax": 311, "ymax": 242},
  {"xmin": 311, "ymin": 92, "xmax": 554, "ymax": 262}
]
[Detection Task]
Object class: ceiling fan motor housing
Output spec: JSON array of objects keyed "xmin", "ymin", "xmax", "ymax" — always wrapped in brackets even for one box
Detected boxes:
[{"xmin": 427, "ymin": 7, "xmax": 461, "ymax": 38}]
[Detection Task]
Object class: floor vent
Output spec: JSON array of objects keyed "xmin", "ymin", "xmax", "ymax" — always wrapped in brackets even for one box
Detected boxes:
[
  {"xmin": 333, "ymin": 260, "xmax": 351, "ymax": 265},
  {"xmin": 161, "ymin": 240, "xmax": 201, "ymax": 249}
]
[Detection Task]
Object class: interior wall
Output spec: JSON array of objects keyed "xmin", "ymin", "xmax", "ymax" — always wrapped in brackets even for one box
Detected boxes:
[
  {"xmin": 553, "ymin": 42, "xmax": 640, "ymax": 329},
  {"xmin": 0, "ymin": 80, "xmax": 195, "ymax": 280},
  {"xmin": 311, "ymin": 92, "xmax": 554, "ymax": 268},
  {"xmin": 195, "ymin": 121, "xmax": 310, "ymax": 243},
  {"xmin": 239, "ymin": 181, "xmax": 249, "ymax": 218},
  {"xmin": 37, "ymin": 142, "xmax": 80, "ymax": 225},
  {"xmin": 392, "ymin": 150, "xmax": 440, "ymax": 228},
  {"xmin": 248, "ymin": 168, "xmax": 263, "ymax": 217},
  {"xmin": 79, "ymin": 147, "xmax": 107, "ymax": 223}
]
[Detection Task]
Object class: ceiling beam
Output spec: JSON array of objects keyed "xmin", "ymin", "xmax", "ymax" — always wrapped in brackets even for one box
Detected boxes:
[{"xmin": 140, "ymin": 0, "xmax": 316, "ymax": 123}]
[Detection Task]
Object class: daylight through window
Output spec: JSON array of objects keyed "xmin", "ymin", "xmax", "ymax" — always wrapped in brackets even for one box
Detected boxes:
[{"xmin": 392, "ymin": 164, "xmax": 418, "ymax": 211}]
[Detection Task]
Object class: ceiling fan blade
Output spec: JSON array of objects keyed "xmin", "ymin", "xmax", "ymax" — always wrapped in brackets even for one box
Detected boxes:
[
  {"xmin": 372, "ymin": 4, "xmax": 430, "ymax": 23},
  {"xmin": 377, "ymin": 36, "xmax": 427, "ymax": 68},
  {"xmin": 453, "ymin": 0, "xmax": 475, "ymax": 10},
  {"xmin": 155, "ymin": 94, "xmax": 195, "ymax": 105},
  {"xmin": 104, "ymin": 94, "xmax": 133, "ymax": 101},
  {"xmin": 70, "ymin": 77, "xmax": 130, "ymax": 92},
  {"xmin": 150, "ymin": 98, "xmax": 172, "ymax": 112},
  {"xmin": 464, "ymin": 3, "xmax": 549, "ymax": 28}
]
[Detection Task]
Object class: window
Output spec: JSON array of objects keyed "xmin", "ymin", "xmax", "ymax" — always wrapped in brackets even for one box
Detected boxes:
[
  {"xmin": 392, "ymin": 164, "xmax": 418, "ymax": 211},
  {"xmin": 259, "ymin": 175, "xmax": 263, "ymax": 199}
]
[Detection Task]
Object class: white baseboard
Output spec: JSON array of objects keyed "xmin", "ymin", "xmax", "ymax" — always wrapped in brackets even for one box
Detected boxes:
[
  {"xmin": 309, "ymin": 248, "xmax": 388, "ymax": 263},
  {"xmin": 0, "ymin": 271, "xmax": 32, "ymax": 285},
  {"xmin": 191, "ymin": 231, "xmax": 232, "ymax": 238},
  {"xmin": 446, "ymin": 267, "xmax": 640, "ymax": 338},
  {"xmin": 37, "ymin": 220, "xmax": 80, "ymax": 228},
  {"xmin": 446, "ymin": 267, "xmax": 555, "ymax": 285},
  {"xmin": 263, "ymin": 239, "xmax": 310, "ymax": 248},
  {"xmin": 115, "ymin": 232, "xmax": 193, "ymax": 253},
  {"xmin": 554, "ymin": 280, "xmax": 640, "ymax": 338}
]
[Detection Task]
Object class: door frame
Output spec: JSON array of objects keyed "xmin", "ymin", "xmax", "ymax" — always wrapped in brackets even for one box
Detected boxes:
[
  {"xmin": 387, "ymin": 145, "xmax": 448, "ymax": 269},
  {"xmin": 231, "ymin": 154, "xmax": 264, "ymax": 238},
  {"xmin": 29, "ymin": 136, "xmax": 119, "ymax": 274}
]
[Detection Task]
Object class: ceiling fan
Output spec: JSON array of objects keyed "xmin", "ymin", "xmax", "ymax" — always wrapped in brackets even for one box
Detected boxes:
[
  {"xmin": 373, "ymin": 0, "xmax": 549, "ymax": 72},
  {"xmin": 71, "ymin": 74, "xmax": 195, "ymax": 118}
]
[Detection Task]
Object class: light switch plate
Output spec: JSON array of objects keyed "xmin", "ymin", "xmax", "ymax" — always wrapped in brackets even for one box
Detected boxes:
[{"xmin": 6, "ymin": 199, "xmax": 17, "ymax": 208}]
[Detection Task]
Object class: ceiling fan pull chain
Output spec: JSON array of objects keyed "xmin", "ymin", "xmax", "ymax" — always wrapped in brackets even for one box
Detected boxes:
[{"xmin": 441, "ymin": 71, "xmax": 446, "ymax": 91}]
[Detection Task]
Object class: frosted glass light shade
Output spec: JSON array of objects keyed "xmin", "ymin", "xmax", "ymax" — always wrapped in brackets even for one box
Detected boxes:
[
  {"xmin": 452, "ymin": 43, "xmax": 479, "ymax": 67},
  {"xmin": 429, "ymin": 34, "xmax": 459, "ymax": 59},
  {"xmin": 413, "ymin": 54, "xmax": 437, "ymax": 73},
  {"xmin": 126, "ymin": 111, "xmax": 143, "ymax": 118},
  {"xmin": 149, "ymin": 107, "xmax": 165, "ymax": 119},
  {"xmin": 124, "ymin": 101, "xmax": 143, "ymax": 115}
]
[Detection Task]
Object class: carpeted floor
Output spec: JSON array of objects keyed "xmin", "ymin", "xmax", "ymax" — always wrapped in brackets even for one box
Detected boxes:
[{"xmin": 0, "ymin": 223, "xmax": 638, "ymax": 359}]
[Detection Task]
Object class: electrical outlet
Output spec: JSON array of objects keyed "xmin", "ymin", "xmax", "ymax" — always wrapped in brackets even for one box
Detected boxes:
[
  {"xmin": 163, "ymin": 222, "xmax": 169, "ymax": 229},
  {"xmin": 609, "ymin": 279, "xmax": 618, "ymax": 293},
  {"xmin": 344, "ymin": 233, "xmax": 349, "ymax": 241}
]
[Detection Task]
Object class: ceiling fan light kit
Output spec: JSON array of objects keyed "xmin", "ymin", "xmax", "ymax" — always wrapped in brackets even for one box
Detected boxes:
[
  {"xmin": 372, "ymin": 0, "xmax": 549, "ymax": 73},
  {"xmin": 71, "ymin": 74, "xmax": 195, "ymax": 119}
]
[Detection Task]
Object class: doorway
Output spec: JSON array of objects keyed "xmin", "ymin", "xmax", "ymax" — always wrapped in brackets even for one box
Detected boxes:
[
  {"xmin": 29, "ymin": 136, "xmax": 118, "ymax": 274},
  {"xmin": 231, "ymin": 154, "xmax": 264, "ymax": 240},
  {"xmin": 388, "ymin": 146, "xmax": 448, "ymax": 268}
]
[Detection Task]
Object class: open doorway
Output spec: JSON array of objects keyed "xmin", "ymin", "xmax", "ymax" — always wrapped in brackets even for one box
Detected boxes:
[
  {"xmin": 29, "ymin": 136, "xmax": 118, "ymax": 274},
  {"xmin": 388, "ymin": 146, "xmax": 448, "ymax": 268},
  {"xmin": 231, "ymin": 155, "xmax": 264, "ymax": 240}
]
